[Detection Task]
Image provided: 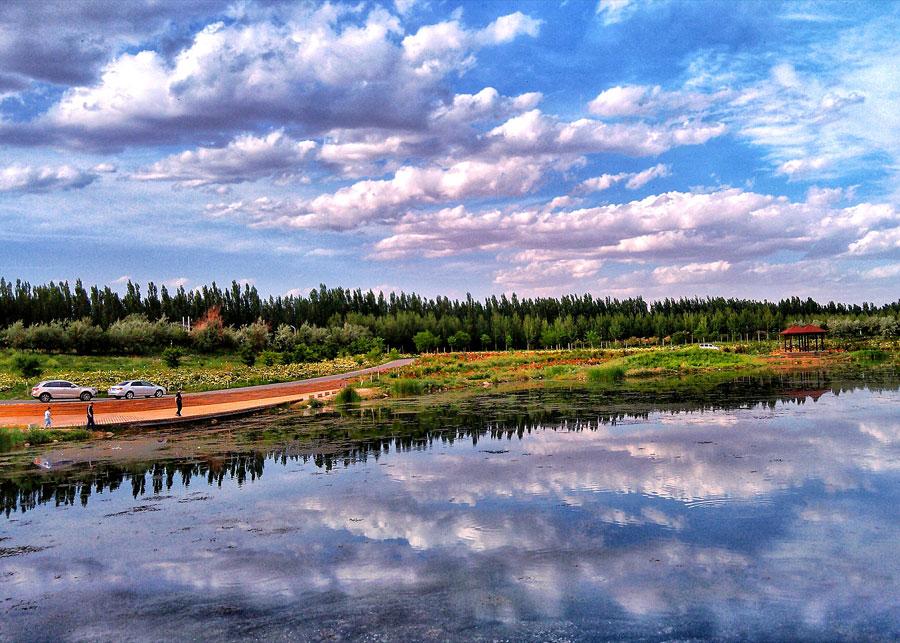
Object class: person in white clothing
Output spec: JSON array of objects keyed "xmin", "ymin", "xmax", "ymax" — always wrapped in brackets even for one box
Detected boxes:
[{"xmin": 44, "ymin": 407, "xmax": 52, "ymax": 428}]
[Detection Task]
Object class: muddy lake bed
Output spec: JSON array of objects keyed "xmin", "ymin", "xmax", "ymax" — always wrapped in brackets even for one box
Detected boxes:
[{"xmin": 1, "ymin": 370, "xmax": 898, "ymax": 641}]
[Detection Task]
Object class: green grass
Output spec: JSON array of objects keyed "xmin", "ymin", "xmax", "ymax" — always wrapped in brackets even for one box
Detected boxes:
[
  {"xmin": 619, "ymin": 347, "xmax": 758, "ymax": 372},
  {"xmin": 541, "ymin": 364, "xmax": 575, "ymax": 378},
  {"xmin": 850, "ymin": 349, "xmax": 890, "ymax": 363},
  {"xmin": 0, "ymin": 426, "xmax": 92, "ymax": 451},
  {"xmin": 586, "ymin": 364, "xmax": 626, "ymax": 383},
  {"xmin": 390, "ymin": 378, "xmax": 425, "ymax": 396},
  {"xmin": 334, "ymin": 386, "xmax": 362, "ymax": 405}
]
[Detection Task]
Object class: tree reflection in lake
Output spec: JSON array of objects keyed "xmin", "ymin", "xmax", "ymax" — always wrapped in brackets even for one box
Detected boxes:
[{"xmin": 1, "ymin": 369, "xmax": 898, "ymax": 641}]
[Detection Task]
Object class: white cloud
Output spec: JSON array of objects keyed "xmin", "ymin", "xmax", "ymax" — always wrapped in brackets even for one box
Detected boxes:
[
  {"xmin": 595, "ymin": 0, "xmax": 639, "ymax": 26},
  {"xmin": 429, "ymin": 87, "xmax": 542, "ymax": 128},
  {"xmin": 207, "ymin": 156, "xmax": 548, "ymax": 230},
  {"xmin": 683, "ymin": 24, "xmax": 900, "ymax": 184},
  {"xmin": 862, "ymin": 263, "xmax": 900, "ymax": 279},
  {"xmin": 0, "ymin": 164, "xmax": 98, "ymax": 193},
  {"xmin": 476, "ymin": 11, "xmax": 542, "ymax": 45},
  {"xmin": 393, "ymin": 0, "xmax": 417, "ymax": 16},
  {"xmin": 625, "ymin": 163, "xmax": 671, "ymax": 189},
  {"xmin": 369, "ymin": 187, "xmax": 899, "ymax": 295},
  {"xmin": 588, "ymin": 85, "xmax": 725, "ymax": 118},
  {"xmin": 163, "ymin": 277, "xmax": 190, "ymax": 288},
  {"xmin": 487, "ymin": 109, "xmax": 725, "ymax": 158},
  {"xmin": 133, "ymin": 131, "xmax": 317, "ymax": 187},
  {"xmin": 401, "ymin": 12, "xmax": 540, "ymax": 79},
  {"xmin": 652, "ymin": 260, "xmax": 731, "ymax": 285},
  {"xmin": 580, "ymin": 163, "xmax": 670, "ymax": 192},
  {"xmin": 495, "ymin": 256, "xmax": 603, "ymax": 289},
  {"xmin": 28, "ymin": 7, "xmax": 541, "ymax": 148},
  {"xmin": 778, "ymin": 156, "xmax": 830, "ymax": 179},
  {"xmin": 306, "ymin": 248, "xmax": 342, "ymax": 257},
  {"xmin": 580, "ymin": 172, "xmax": 628, "ymax": 192},
  {"xmin": 847, "ymin": 226, "xmax": 900, "ymax": 255}
]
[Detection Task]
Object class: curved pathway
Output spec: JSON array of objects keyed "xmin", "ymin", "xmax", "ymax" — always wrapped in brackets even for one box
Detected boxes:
[{"xmin": 0, "ymin": 358, "xmax": 413, "ymax": 429}]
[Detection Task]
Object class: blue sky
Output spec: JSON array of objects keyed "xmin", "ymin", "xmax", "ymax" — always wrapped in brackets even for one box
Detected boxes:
[{"xmin": 0, "ymin": 0, "xmax": 898, "ymax": 302}]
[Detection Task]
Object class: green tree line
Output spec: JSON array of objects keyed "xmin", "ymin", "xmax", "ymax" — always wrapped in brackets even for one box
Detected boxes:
[{"xmin": 0, "ymin": 278, "xmax": 897, "ymax": 356}]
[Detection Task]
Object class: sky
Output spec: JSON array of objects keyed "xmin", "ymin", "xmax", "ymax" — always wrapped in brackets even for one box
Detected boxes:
[{"xmin": 0, "ymin": 0, "xmax": 898, "ymax": 303}]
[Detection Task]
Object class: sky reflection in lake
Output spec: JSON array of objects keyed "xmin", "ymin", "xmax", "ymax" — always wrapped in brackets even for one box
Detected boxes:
[{"xmin": 1, "ymin": 374, "xmax": 898, "ymax": 641}]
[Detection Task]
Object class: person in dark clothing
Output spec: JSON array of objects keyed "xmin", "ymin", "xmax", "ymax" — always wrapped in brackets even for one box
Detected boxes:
[
  {"xmin": 86, "ymin": 402, "xmax": 95, "ymax": 427},
  {"xmin": 175, "ymin": 391, "xmax": 183, "ymax": 417}
]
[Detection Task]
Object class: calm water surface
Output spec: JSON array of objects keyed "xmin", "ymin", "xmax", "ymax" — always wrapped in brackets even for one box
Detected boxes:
[{"xmin": 1, "ymin": 372, "xmax": 898, "ymax": 641}]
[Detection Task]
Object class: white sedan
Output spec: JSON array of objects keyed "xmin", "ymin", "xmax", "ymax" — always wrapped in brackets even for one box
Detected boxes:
[{"xmin": 108, "ymin": 380, "xmax": 167, "ymax": 399}]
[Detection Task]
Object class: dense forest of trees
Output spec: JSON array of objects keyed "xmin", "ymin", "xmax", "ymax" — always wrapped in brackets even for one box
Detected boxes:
[{"xmin": 0, "ymin": 278, "xmax": 897, "ymax": 357}]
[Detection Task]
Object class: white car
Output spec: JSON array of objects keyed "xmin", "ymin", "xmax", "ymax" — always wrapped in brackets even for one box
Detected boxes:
[
  {"xmin": 698, "ymin": 343, "xmax": 720, "ymax": 350},
  {"xmin": 31, "ymin": 380, "xmax": 98, "ymax": 402},
  {"xmin": 108, "ymin": 380, "xmax": 167, "ymax": 399}
]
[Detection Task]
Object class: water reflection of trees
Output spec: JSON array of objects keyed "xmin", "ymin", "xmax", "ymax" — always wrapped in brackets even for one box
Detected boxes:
[{"xmin": 2, "ymin": 369, "xmax": 896, "ymax": 516}]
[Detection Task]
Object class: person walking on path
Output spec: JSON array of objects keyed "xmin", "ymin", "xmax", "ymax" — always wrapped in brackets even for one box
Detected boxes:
[
  {"xmin": 175, "ymin": 391, "xmax": 183, "ymax": 417},
  {"xmin": 44, "ymin": 407, "xmax": 52, "ymax": 428},
  {"xmin": 86, "ymin": 402, "xmax": 95, "ymax": 427}
]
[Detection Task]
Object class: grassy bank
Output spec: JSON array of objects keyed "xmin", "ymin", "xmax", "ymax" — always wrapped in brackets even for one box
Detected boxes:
[
  {"xmin": 0, "ymin": 426, "xmax": 93, "ymax": 451},
  {"xmin": 0, "ymin": 350, "xmax": 387, "ymax": 400},
  {"xmin": 378, "ymin": 343, "xmax": 898, "ymax": 396}
]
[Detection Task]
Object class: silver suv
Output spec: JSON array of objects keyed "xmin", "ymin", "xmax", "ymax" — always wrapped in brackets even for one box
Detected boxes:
[
  {"xmin": 107, "ymin": 380, "xmax": 167, "ymax": 399},
  {"xmin": 31, "ymin": 380, "xmax": 99, "ymax": 402}
]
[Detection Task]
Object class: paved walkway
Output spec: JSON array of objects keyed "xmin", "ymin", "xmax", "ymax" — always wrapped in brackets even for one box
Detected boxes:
[{"xmin": 0, "ymin": 358, "xmax": 413, "ymax": 429}]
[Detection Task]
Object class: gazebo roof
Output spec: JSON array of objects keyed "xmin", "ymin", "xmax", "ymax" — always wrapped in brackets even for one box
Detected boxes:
[{"xmin": 780, "ymin": 324, "xmax": 826, "ymax": 335}]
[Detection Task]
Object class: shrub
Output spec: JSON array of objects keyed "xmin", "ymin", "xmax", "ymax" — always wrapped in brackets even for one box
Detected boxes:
[
  {"xmin": 851, "ymin": 349, "xmax": 889, "ymax": 363},
  {"xmin": 413, "ymin": 330, "xmax": 438, "ymax": 353},
  {"xmin": 334, "ymin": 386, "xmax": 361, "ymax": 405},
  {"xmin": 4, "ymin": 321, "xmax": 26, "ymax": 349},
  {"xmin": 273, "ymin": 324, "xmax": 298, "ymax": 351},
  {"xmin": 390, "ymin": 378, "xmax": 424, "ymax": 396},
  {"xmin": 162, "ymin": 346, "xmax": 183, "ymax": 368},
  {"xmin": 238, "ymin": 343, "xmax": 258, "ymax": 366},
  {"xmin": 67, "ymin": 318, "xmax": 104, "ymax": 354},
  {"xmin": 25, "ymin": 322, "xmax": 70, "ymax": 352},
  {"xmin": 0, "ymin": 427, "xmax": 92, "ymax": 451},
  {"xmin": 541, "ymin": 365, "xmax": 571, "ymax": 378},
  {"xmin": 260, "ymin": 350, "xmax": 279, "ymax": 366},
  {"xmin": 447, "ymin": 330, "xmax": 471, "ymax": 352},
  {"xmin": 236, "ymin": 319, "xmax": 270, "ymax": 353},
  {"xmin": 587, "ymin": 364, "xmax": 626, "ymax": 383},
  {"xmin": 106, "ymin": 315, "xmax": 159, "ymax": 354},
  {"xmin": 12, "ymin": 353, "xmax": 43, "ymax": 378},
  {"xmin": 191, "ymin": 306, "xmax": 228, "ymax": 352}
]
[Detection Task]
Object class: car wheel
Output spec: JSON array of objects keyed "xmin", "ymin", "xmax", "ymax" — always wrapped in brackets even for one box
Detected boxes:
[
  {"xmin": 125, "ymin": 391, "xmax": 134, "ymax": 399},
  {"xmin": 154, "ymin": 389, "xmax": 163, "ymax": 398},
  {"xmin": 80, "ymin": 392, "xmax": 92, "ymax": 401},
  {"xmin": 39, "ymin": 393, "xmax": 51, "ymax": 403}
]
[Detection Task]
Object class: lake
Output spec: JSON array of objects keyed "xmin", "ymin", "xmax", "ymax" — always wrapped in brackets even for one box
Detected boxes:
[{"xmin": 1, "ymin": 371, "xmax": 898, "ymax": 641}]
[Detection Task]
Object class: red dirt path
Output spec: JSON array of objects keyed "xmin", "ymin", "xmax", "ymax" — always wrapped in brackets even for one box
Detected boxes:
[{"xmin": 0, "ymin": 359, "xmax": 413, "ymax": 429}]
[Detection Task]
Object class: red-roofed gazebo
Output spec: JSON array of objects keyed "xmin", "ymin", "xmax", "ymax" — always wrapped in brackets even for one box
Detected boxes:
[{"xmin": 780, "ymin": 324, "xmax": 826, "ymax": 352}]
